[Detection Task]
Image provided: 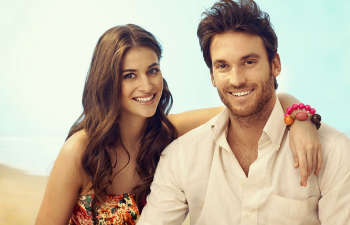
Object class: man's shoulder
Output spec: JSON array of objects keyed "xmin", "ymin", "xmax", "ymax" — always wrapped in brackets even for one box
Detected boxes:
[
  {"xmin": 319, "ymin": 123, "xmax": 350, "ymax": 146},
  {"xmin": 158, "ymin": 115, "xmax": 220, "ymax": 183},
  {"xmin": 319, "ymin": 123, "xmax": 350, "ymax": 158},
  {"xmin": 162, "ymin": 114, "xmax": 219, "ymax": 156},
  {"xmin": 178, "ymin": 119, "xmax": 214, "ymax": 142},
  {"xmin": 315, "ymin": 123, "xmax": 350, "ymax": 195}
]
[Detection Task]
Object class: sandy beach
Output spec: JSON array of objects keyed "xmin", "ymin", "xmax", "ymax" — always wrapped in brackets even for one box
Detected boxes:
[
  {"xmin": 0, "ymin": 164, "xmax": 48, "ymax": 225},
  {"xmin": 0, "ymin": 164, "xmax": 190, "ymax": 225}
]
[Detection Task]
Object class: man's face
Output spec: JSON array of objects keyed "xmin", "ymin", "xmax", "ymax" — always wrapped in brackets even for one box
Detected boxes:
[{"xmin": 209, "ymin": 31, "xmax": 281, "ymax": 118}]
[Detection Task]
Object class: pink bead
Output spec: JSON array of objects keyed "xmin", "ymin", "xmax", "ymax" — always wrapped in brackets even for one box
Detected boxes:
[
  {"xmin": 292, "ymin": 104, "xmax": 298, "ymax": 110},
  {"xmin": 296, "ymin": 111, "xmax": 309, "ymax": 121},
  {"xmin": 298, "ymin": 103, "xmax": 305, "ymax": 109},
  {"xmin": 286, "ymin": 107, "xmax": 293, "ymax": 114},
  {"xmin": 309, "ymin": 108, "xmax": 316, "ymax": 115},
  {"xmin": 305, "ymin": 105, "xmax": 311, "ymax": 111},
  {"xmin": 284, "ymin": 113, "xmax": 290, "ymax": 117}
]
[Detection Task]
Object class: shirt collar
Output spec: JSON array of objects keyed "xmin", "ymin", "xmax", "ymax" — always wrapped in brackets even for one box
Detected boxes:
[
  {"xmin": 209, "ymin": 97, "xmax": 287, "ymax": 152},
  {"xmin": 209, "ymin": 107, "xmax": 230, "ymax": 141},
  {"xmin": 261, "ymin": 97, "xmax": 287, "ymax": 151},
  {"xmin": 209, "ymin": 108, "xmax": 231, "ymax": 151}
]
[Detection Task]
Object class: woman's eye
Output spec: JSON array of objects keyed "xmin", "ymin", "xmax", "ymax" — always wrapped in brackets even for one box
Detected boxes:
[
  {"xmin": 123, "ymin": 73, "xmax": 136, "ymax": 79},
  {"xmin": 148, "ymin": 68, "xmax": 160, "ymax": 75}
]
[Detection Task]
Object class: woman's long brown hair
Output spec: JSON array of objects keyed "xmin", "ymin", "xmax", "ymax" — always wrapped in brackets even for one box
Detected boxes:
[{"xmin": 67, "ymin": 24, "xmax": 177, "ymax": 209}]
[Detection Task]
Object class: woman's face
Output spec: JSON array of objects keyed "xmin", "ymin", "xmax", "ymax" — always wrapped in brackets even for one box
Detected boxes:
[{"xmin": 119, "ymin": 46, "xmax": 163, "ymax": 120}]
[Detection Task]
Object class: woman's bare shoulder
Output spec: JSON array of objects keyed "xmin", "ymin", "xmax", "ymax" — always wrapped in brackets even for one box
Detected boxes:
[
  {"xmin": 35, "ymin": 130, "xmax": 90, "ymax": 224},
  {"xmin": 62, "ymin": 130, "xmax": 89, "ymax": 158},
  {"xmin": 57, "ymin": 130, "xmax": 90, "ymax": 184}
]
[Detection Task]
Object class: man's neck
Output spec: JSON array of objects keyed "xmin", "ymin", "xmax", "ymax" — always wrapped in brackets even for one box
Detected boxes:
[
  {"xmin": 226, "ymin": 96, "xmax": 276, "ymax": 177},
  {"xmin": 227, "ymin": 95, "xmax": 276, "ymax": 149}
]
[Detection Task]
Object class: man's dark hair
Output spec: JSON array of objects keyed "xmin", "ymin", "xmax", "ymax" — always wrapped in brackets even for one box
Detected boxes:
[{"xmin": 197, "ymin": 0, "xmax": 278, "ymax": 89}]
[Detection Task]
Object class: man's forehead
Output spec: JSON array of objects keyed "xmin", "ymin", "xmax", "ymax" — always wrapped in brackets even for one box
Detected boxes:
[{"xmin": 210, "ymin": 31, "xmax": 266, "ymax": 60}]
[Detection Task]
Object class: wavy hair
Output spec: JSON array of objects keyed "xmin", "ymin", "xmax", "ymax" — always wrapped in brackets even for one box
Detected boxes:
[{"xmin": 67, "ymin": 24, "xmax": 177, "ymax": 209}]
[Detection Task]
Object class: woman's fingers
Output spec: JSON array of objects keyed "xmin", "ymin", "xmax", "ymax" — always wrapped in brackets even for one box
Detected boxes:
[
  {"xmin": 315, "ymin": 148, "xmax": 322, "ymax": 176},
  {"xmin": 298, "ymin": 151, "xmax": 308, "ymax": 186},
  {"xmin": 290, "ymin": 137, "xmax": 299, "ymax": 168}
]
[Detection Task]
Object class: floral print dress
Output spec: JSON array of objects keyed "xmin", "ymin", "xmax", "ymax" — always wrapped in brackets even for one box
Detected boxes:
[{"xmin": 68, "ymin": 193, "xmax": 139, "ymax": 225}]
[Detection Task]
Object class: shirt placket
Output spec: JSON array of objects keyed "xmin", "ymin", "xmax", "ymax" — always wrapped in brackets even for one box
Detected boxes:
[{"xmin": 239, "ymin": 135, "xmax": 275, "ymax": 225}]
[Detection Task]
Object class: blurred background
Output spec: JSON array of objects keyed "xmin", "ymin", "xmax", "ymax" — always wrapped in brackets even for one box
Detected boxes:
[
  {"xmin": 1, "ymin": 0, "xmax": 349, "ymax": 176},
  {"xmin": 0, "ymin": 0, "xmax": 349, "ymax": 223}
]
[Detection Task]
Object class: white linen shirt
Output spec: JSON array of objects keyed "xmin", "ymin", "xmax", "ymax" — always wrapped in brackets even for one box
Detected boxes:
[{"xmin": 137, "ymin": 98, "xmax": 350, "ymax": 225}]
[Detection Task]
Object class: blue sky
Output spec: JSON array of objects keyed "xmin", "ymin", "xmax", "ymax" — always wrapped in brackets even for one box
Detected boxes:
[{"xmin": 1, "ymin": 0, "xmax": 349, "ymax": 175}]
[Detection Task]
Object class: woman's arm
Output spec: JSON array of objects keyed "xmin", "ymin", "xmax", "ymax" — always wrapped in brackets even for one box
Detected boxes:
[
  {"xmin": 168, "ymin": 106, "xmax": 224, "ymax": 136},
  {"xmin": 278, "ymin": 93, "xmax": 322, "ymax": 186},
  {"xmin": 35, "ymin": 131, "xmax": 88, "ymax": 225}
]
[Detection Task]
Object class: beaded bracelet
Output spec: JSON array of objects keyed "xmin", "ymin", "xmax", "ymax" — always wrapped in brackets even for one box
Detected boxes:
[{"xmin": 284, "ymin": 103, "xmax": 321, "ymax": 130}]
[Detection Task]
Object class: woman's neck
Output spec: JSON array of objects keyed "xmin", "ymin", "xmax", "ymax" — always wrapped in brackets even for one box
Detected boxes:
[{"xmin": 118, "ymin": 114, "xmax": 147, "ymax": 150}]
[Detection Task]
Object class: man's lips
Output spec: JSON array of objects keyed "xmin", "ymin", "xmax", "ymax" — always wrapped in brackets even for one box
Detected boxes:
[{"xmin": 228, "ymin": 89, "xmax": 254, "ymax": 97}]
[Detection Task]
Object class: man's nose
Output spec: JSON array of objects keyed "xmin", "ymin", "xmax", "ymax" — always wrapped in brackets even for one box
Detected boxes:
[{"xmin": 227, "ymin": 67, "xmax": 246, "ymax": 88}]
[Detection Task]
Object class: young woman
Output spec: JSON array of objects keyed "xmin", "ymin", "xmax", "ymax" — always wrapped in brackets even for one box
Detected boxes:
[{"xmin": 35, "ymin": 24, "xmax": 321, "ymax": 225}]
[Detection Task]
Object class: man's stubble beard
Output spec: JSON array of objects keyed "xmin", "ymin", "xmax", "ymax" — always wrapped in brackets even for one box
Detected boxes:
[{"xmin": 217, "ymin": 73, "xmax": 275, "ymax": 123}]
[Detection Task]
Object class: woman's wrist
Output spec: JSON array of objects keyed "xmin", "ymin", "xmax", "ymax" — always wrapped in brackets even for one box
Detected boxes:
[{"xmin": 284, "ymin": 103, "xmax": 322, "ymax": 130}]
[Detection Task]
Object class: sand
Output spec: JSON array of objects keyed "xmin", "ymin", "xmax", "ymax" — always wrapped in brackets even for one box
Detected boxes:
[
  {"xmin": 0, "ymin": 164, "xmax": 190, "ymax": 225},
  {"xmin": 0, "ymin": 164, "xmax": 48, "ymax": 225}
]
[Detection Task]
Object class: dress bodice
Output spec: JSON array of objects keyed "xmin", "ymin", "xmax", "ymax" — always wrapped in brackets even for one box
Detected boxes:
[{"xmin": 68, "ymin": 193, "xmax": 139, "ymax": 225}]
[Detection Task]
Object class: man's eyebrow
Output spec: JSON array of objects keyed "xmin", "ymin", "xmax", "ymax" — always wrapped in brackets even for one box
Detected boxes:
[
  {"xmin": 241, "ymin": 53, "xmax": 260, "ymax": 61},
  {"xmin": 212, "ymin": 59, "xmax": 227, "ymax": 65}
]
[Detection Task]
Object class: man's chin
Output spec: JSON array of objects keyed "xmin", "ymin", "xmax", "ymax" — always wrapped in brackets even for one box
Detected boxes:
[{"xmin": 227, "ymin": 105, "xmax": 259, "ymax": 118}]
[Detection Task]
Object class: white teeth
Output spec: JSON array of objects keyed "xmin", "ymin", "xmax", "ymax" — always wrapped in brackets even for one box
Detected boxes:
[
  {"xmin": 135, "ymin": 95, "xmax": 154, "ymax": 102},
  {"xmin": 231, "ymin": 90, "xmax": 251, "ymax": 97}
]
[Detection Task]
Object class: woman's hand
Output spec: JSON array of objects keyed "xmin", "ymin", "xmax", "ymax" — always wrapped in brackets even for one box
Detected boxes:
[{"xmin": 289, "ymin": 120, "xmax": 322, "ymax": 186}]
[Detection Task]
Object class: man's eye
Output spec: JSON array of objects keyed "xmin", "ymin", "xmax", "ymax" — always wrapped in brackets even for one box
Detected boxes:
[
  {"xmin": 215, "ymin": 63, "xmax": 228, "ymax": 70},
  {"xmin": 245, "ymin": 59, "xmax": 257, "ymax": 65},
  {"xmin": 123, "ymin": 73, "xmax": 136, "ymax": 79},
  {"xmin": 219, "ymin": 63, "xmax": 227, "ymax": 68}
]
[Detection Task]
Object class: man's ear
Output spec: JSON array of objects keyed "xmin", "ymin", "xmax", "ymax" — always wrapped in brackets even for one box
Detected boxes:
[
  {"xmin": 271, "ymin": 53, "xmax": 281, "ymax": 78},
  {"xmin": 210, "ymin": 72, "xmax": 216, "ymax": 87}
]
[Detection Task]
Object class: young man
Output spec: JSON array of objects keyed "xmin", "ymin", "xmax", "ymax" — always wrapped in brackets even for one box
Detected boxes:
[{"xmin": 137, "ymin": 0, "xmax": 350, "ymax": 224}]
